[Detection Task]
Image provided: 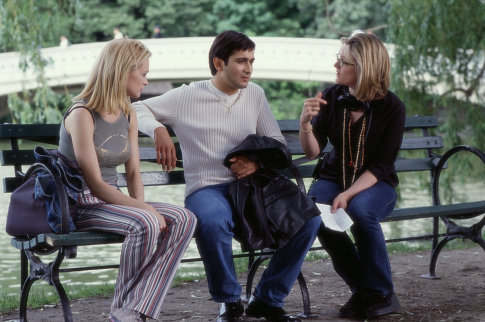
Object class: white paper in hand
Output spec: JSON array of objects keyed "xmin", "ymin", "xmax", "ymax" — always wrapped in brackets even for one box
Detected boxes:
[{"xmin": 316, "ymin": 203, "xmax": 353, "ymax": 232}]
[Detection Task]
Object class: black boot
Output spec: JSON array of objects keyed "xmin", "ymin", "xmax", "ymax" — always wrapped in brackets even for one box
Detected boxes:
[
  {"xmin": 366, "ymin": 292, "xmax": 402, "ymax": 319},
  {"xmin": 217, "ymin": 299, "xmax": 244, "ymax": 322},
  {"xmin": 246, "ymin": 296, "xmax": 301, "ymax": 322},
  {"xmin": 339, "ymin": 292, "xmax": 365, "ymax": 319}
]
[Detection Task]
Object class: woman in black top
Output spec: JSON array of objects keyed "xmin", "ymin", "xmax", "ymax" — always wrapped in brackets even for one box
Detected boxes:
[{"xmin": 299, "ymin": 33, "xmax": 405, "ymax": 319}]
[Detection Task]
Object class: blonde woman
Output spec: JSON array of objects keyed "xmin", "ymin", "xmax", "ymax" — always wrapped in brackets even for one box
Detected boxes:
[
  {"xmin": 58, "ymin": 38, "xmax": 196, "ymax": 322},
  {"xmin": 299, "ymin": 33, "xmax": 405, "ymax": 319}
]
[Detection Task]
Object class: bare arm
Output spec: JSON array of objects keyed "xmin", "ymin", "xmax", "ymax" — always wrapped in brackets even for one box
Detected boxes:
[
  {"xmin": 299, "ymin": 92, "xmax": 327, "ymax": 159},
  {"xmin": 124, "ymin": 111, "xmax": 166, "ymax": 230},
  {"xmin": 124, "ymin": 110, "xmax": 144, "ymax": 201},
  {"xmin": 154, "ymin": 126, "xmax": 177, "ymax": 172},
  {"xmin": 133, "ymin": 87, "xmax": 181, "ymax": 172}
]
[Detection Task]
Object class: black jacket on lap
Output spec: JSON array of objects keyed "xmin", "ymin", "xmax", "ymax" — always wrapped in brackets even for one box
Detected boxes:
[{"xmin": 224, "ymin": 134, "xmax": 320, "ymax": 251}]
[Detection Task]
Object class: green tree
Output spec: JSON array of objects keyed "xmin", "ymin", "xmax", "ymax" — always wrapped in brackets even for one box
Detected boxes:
[
  {"xmin": 388, "ymin": 0, "xmax": 485, "ymax": 150},
  {"xmin": 254, "ymin": 80, "xmax": 323, "ymax": 119},
  {"xmin": 68, "ymin": 0, "xmax": 216, "ymax": 42},
  {"xmin": 70, "ymin": 0, "xmax": 147, "ymax": 42},
  {"xmin": 209, "ymin": 0, "xmax": 309, "ymax": 37},
  {"xmin": 296, "ymin": 0, "xmax": 390, "ymax": 40},
  {"xmin": 144, "ymin": 0, "xmax": 215, "ymax": 37},
  {"xmin": 0, "ymin": 0, "xmax": 391, "ymax": 123},
  {"xmin": 0, "ymin": 0, "xmax": 76, "ymax": 123}
]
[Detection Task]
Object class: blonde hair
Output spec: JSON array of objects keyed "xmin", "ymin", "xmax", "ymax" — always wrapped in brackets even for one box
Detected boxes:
[
  {"xmin": 341, "ymin": 33, "xmax": 390, "ymax": 101},
  {"xmin": 73, "ymin": 38, "xmax": 151, "ymax": 115}
]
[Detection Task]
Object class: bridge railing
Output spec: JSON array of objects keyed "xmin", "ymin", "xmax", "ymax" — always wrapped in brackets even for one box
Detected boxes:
[{"xmin": 0, "ymin": 37, "xmax": 343, "ymax": 96}]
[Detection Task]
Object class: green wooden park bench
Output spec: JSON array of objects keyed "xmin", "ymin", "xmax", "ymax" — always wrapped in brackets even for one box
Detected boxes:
[{"xmin": 1, "ymin": 115, "xmax": 484, "ymax": 321}]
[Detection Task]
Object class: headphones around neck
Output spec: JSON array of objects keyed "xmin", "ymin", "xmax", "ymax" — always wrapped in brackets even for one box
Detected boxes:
[
  {"xmin": 337, "ymin": 90, "xmax": 373, "ymax": 143},
  {"xmin": 337, "ymin": 92, "xmax": 371, "ymax": 114}
]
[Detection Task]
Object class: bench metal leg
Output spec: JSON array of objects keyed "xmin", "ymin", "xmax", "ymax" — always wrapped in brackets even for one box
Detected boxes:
[
  {"xmin": 421, "ymin": 215, "xmax": 485, "ymax": 279},
  {"xmin": 420, "ymin": 235, "xmax": 456, "ymax": 279},
  {"xmin": 19, "ymin": 270, "xmax": 35, "ymax": 322},
  {"xmin": 19, "ymin": 247, "xmax": 73, "ymax": 322},
  {"xmin": 296, "ymin": 271, "xmax": 317, "ymax": 319},
  {"xmin": 20, "ymin": 250, "xmax": 28, "ymax": 292},
  {"xmin": 244, "ymin": 253, "xmax": 314, "ymax": 318},
  {"xmin": 244, "ymin": 253, "xmax": 271, "ymax": 302}
]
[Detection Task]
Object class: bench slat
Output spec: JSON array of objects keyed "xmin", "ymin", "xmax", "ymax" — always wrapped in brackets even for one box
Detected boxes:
[
  {"xmin": 3, "ymin": 169, "xmax": 186, "ymax": 193},
  {"xmin": 138, "ymin": 145, "xmax": 183, "ymax": 161},
  {"xmin": 287, "ymin": 136, "xmax": 443, "ymax": 156},
  {"xmin": 3, "ymin": 177, "xmax": 23, "ymax": 193},
  {"xmin": 10, "ymin": 232, "xmax": 124, "ymax": 250},
  {"xmin": 0, "ymin": 124, "xmax": 60, "ymax": 140},
  {"xmin": 117, "ymin": 170, "xmax": 185, "ymax": 187},
  {"xmin": 395, "ymin": 158, "xmax": 437, "ymax": 172},
  {"xmin": 403, "ymin": 115, "xmax": 438, "ymax": 129},
  {"xmin": 1, "ymin": 157, "xmax": 438, "ymax": 193},
  {"xmin": 276, "ymin": 116, "xmax": 438, "ymax": 134},
  {"xmin": 277, "ymin": 119, "xmax": 299, "ymax": 131},
  {"xmin": 0, "ymin": 150, "xmax": 36, "ymax": 166},
  {"xmin": 399, "ymin": 136, "xmax": 443, "ymax": 150},
  {"xmin": 0, "ymin": 117, "xmax": 438, "ymax": 141},
  {"xmin": 384, "ymin": 200, "xmax": 485, "ymax": 222},
  {"xmin": 284, "ymin": 158, "xmax": 438, "ymax": 179}
]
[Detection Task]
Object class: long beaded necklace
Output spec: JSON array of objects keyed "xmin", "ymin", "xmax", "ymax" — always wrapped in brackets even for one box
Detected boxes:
[{"xmin": 342, "ymin": 108, "xmax": 366, "ymax": 190}]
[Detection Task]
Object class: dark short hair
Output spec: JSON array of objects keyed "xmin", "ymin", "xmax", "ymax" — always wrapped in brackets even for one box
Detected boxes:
[{"xmin": 208, "ymin": 30, "xmax": 255, "ymax": 75}]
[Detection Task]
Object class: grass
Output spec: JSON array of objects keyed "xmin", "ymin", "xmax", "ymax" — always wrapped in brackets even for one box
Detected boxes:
[{"xmin": 0, "ymin": 237, "xmax": 482, "ymax": 314}]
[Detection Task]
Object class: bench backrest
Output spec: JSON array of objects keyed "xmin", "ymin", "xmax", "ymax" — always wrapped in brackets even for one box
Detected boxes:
[
  {"xmin": 279, "ymin": 115, "xmax": 442, "ymax": 178},
  {"xmin": 0, "ymin": 115, "xmax": 442, "ymax": 193}
]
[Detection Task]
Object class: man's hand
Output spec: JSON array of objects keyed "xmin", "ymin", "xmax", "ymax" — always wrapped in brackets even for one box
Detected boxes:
[
  {"xmin": 229, "ymin": 155, "xmax": 259, "ymax": 179},
  {"xmin": 154, "ymin": 127, "xmax": 177, "ymax": 172}
]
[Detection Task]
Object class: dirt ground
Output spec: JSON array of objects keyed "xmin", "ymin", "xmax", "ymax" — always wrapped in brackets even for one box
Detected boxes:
[{"xmin": 1, "ymin": 247, "xmax": 485, "ymax": 322}]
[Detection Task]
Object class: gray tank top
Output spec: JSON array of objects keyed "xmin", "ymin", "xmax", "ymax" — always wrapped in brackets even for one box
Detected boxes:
[{"xmin": 58, "ymin": 106, "xmax": 131, "ymax": 185}]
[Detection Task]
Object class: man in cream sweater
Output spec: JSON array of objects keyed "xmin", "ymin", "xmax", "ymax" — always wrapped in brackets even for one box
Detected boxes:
[{"xmin": 133, "ymin": 30, "xmax": 321, "ymax": 322}]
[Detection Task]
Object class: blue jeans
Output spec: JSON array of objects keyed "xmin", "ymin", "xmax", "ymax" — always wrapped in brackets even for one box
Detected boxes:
[
  {"xmin": 309, "ymin": 179, "xmax": 397, "ymax": 297},
  {"xmin": 186, "ymin": 183, "xmax": 321, "ymax": 306}
]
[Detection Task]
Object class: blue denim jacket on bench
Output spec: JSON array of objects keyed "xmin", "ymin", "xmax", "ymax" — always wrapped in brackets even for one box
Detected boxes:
[{"xmin": 33, "ymin": 146, "xmax": 83, "ymax": 233}]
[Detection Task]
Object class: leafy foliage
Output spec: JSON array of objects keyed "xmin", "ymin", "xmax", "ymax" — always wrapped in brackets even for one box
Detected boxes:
[
  {"xmin": 0, "ymin": 0, "xmax": 76, "ymax": 123},
  {"xmin": 209, "ymin": 0, "xmax": 309, "ymax": 37},
  {"xmin": 254, "ymin": 80, "xmax": 323, "ymax": 119},
  {"xmin": 1, "ymin": 0, "xmax": 483, "ymax": 137},
  {"xmin": 388, "ymin": 0, "xmax": 485, "ymax": 150},
  {"xmin": 296, "ymin": 0, "xmax": 391, "ymax": 40}
]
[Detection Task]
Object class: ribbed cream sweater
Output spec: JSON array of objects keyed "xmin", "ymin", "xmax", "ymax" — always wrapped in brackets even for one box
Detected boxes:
[{"xmin": 133, "ymin": 80, "xmax": 285, "ymax": 197}]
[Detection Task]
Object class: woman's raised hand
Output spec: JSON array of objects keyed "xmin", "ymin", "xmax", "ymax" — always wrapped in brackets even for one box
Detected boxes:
[{"xmin": 300, "ymin": 92, "xmax": 327, "ymax": 125}]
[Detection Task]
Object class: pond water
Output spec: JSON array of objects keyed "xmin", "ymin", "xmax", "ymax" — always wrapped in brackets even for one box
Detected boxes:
[{"xmin": 0, "ymin": 157, "xmax": 483, "ymax": 297}]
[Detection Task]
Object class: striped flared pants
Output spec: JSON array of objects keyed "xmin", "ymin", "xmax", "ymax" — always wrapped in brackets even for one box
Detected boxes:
[{"xmin": 74, "ymin": 191, "xmax": 196, "ymax": 319}]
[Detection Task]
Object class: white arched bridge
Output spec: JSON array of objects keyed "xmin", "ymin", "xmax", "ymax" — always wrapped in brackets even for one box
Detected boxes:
[
  {"xmin": 0, "ymin": 37, "xmax": 348, "ymax": 96},
  {"xmin": 1, "ymin": 37, "xmax": 480, "ymax": 104}
]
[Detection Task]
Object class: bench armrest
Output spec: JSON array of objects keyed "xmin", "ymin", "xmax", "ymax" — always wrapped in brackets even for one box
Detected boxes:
[{"xmin": 432, "ymin": 144, "xmax": 485, "ymax": 206}]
